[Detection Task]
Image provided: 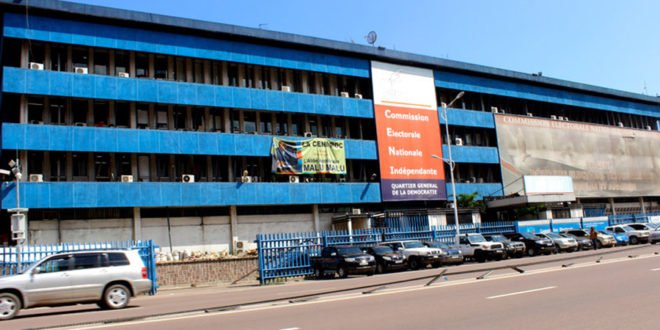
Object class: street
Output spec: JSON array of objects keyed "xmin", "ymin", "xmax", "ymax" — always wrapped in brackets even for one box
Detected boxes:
[{"xmin": 4, "ymin": 244, "xmax": 660, "ymax": 329}]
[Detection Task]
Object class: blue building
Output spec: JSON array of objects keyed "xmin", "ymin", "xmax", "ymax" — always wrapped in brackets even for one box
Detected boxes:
[{"xmin": 1, "ymin": 0, "xmax": 658, "ymax": 251}]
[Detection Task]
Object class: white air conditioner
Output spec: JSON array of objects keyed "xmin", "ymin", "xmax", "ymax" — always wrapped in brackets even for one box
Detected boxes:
[
  {"xmin": 470, "ymin": 177, "xmax": 477, "ymax": 183},
  {"xmin": 29, "ymin": 174, "xmax": 43, "ymax": 182},
  {"xmin": 236, "ymin": 240, "xmax": 249, "ymax": 250},
  {"xmin": 455, "ymin": 137, "xmax": 463, "ymax": 146},
  {"xmin": 550, "ymin": 115, "xmax": 558, "ymax": 120},
  {"xmin": 29, "ymin": 62, "xmax": 44, "ymax": 70},
  {"xmin": 558, "ymin": 116, "xmax": 565, "ymax": 121},
  {"xmin": 527, "ymin": 112, "xmax": 534, "ymax": 117},
  {"xmin": 74, "ymin": 66, "xmax": 88, "ymax": 74},
  {"xmin": 354, "ymin": 93, "xmax": 363, "ymax": 99},
  {"xmin": 241, "ymin": 176, "xmax": 252, "ymax": 183},
  {"xmin": 617, "ymin": 122, "xmax": 624, "ymax": 128},
  {"xmin": 340, "ymin": 91, "xmax": 350, "ymax": 98},
  {"xmin": 121, "ymin": 175, "xmax": 133, "ymax": 183},
  {"xmin": 304, "ymin": 132, "xmax": 313, "ymax": 138},
  {"xmin": 351, "ymin": 208, "xmax": 361, "ymax": 215},
  {"xmin": 490, "ymin": 107, "xmax": 499, "ymax": 113},
  {"xmin": 74, "ymin": 122, "xmax": 87, "ymax": 127},
  {"xmin": 289, "ymin": 175, "xmax": 299, "ymax": 183},
  {"xmin": 182, "ymin": 174, "xmax": 195, "ymax": 183},
  {"xmin": 563, "ymin": 117, "xmax": 569, "ymax": 121},
  {"xmin": 646, "ymin": 125, "xmax": 652, "ymax": 130},
  {"xmin": 118, "ymin": 72, "xmax": 130, "ymax": 78},
  {"xmin": 281, "ymin": 85, "xmax": 291, "ymax": 92}
]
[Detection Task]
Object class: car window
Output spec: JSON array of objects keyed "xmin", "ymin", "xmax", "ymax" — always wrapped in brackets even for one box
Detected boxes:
[
  {"xmin": 38, "ymin": 255, "xmax": 72, "ymax": 273},
  {"xmin": 108, "ymin": 253, "xmax": 130, "ymax": 266},
  {"xmin": 73, "ymin": 253, "xmax": 103, "ymax": 270}
]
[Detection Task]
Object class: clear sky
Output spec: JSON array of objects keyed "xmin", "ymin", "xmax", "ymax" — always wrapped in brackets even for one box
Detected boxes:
[{"xmin": 67, "ymin": 0, "xmax": 660, "ymax": 96}]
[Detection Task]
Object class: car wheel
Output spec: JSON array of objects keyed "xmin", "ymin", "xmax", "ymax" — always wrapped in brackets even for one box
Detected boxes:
[
  {"xmin": 409, "ymin": 257, "xmax": 420, "ymax": 270},
  {"xmin": 475, "ymin": 251, "xmax": 486, "ymax": 263},
  {"xmin": 527, "ymin": 247, "xmax": 536, "ymax": 257},
  {"xmin": 596, "ymin": 241, "xmax": 602, "ymax": 249},
  {"xmin": 630, "ymin": 236, "xmax": 639, "ymax": 245},
  {"xmin": 432, "ymin": 262, "xmax": 442, "ymax": 268},
  {"xmin": 376, "ymin": 263, "xmax": 385, "ymax": 274},
  {"xmin": 314, "ymin": 267, "xmax": 323, "ymax": 279},
  {"xmin": 652, "ymin": 241, "xmax": 657, "ymax": 245},
  {"xmin": 0, "ymin": 292, "xmax": 20, "ymax": 320},
  {"xmin": 100, "ymin": 284, "xmax": 131, "ymax": 310},
  {"xmin": 337, "ymin": 266, "xmax": 348, "ymax": 278}
]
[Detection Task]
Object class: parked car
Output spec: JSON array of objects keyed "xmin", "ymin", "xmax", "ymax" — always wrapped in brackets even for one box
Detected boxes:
[
  {"xmin": 601, "ymin": 229, "xmax": 629, "ymax": 246},
  {"xmin": 559, "ymin": 233, "xmax": 594, "ymax": 251},
  {"xmin": 423, "ymin": 241, "xmax": 464, "ymax": 265},
  {"xmin": 380, "ymin": 240, "xmax": 443, "ymax": 270},
  {"xmin": 605, "ymin": 225, "xmax": 650, "ymax": 244},
  {"xmin": 502, "ymin": 232, "xmax": 555, "ymax": 256},
  {"xmin": 626, "ymin": 223, "xmax": 659, "ymax": 232},
  {"xmin": 650, "ymin": 228, "xmax": 660, "ymax": 244},
  {"xmin": 483, "ymin": 234, "xmax": 526, "ymax": 258},
  {"xmin": 536, "ymin": 232, "xmax": 578, "ymax": 252},
  {"xmin": 457, "ymin": 233, "xmax": 506, "ymax": 262},
  {"xmin": 595, "ymin": 231, "xmax": 617, "ymax": 248},
  {"xmin": 362, "ymin": 246, "xmax": 407, "ymax": 274},
  {"xmin": 311, "ymin": 246, "xmax": 376, "ymax": 278},
  {"xmin": 560, "ymin": 229, "xmax": 603, "ymax": 249},
  {"xmin": 0, "ymin": 250, "xmax": 152, "ymax": 321}
]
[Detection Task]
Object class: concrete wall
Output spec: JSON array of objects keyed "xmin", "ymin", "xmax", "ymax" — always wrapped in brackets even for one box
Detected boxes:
[{"xmin": 29, "ymin": 218, "xmax": 133, "ymax": 244}]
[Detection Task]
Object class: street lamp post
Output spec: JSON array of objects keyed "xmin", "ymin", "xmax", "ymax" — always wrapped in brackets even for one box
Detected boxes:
[{"xmin": 434, "ymin": 91, "xmax": 465, "ymax": 245}]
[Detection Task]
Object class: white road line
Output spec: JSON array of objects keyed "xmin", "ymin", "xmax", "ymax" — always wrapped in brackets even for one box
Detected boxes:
[
  {"xmin": 651, "ymin": 268, "xmax": 660, "ymax": 271},
  {"xmin": 486, "ymin": 286, "xmax": 557, "ymax": 300}
]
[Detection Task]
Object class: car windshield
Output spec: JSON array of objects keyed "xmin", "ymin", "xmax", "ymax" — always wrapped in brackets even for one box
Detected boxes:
[
  {"xmin": 468, "ymin": 235, "xmax": 486, "ymax": 243},
  {"xmin": 647, "ymin": 223, "xmax": 660, "ymax": 229},
  {"xmin": 370, "ymin": 246, "xmax": 393, "ymax": 254},
  {"xmin": 488, "ymin": 235, "xmax": 506, "ymax": 242},
  {"xmin": 403, "ymin": 241, "xmax": 425, "ymax": 248},
  {"xmin": 337, "ymin": 247, "xmax": 363, "ymax": 255},
  {"xmin": 546, "ymin": 233, "xmax": 561, "ymax": 239},
  {"xmin": 520, "ymin": 232, "xmax": 538, "ymax": 239}
]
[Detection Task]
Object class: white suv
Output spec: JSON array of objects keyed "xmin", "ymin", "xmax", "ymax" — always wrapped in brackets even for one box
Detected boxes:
[
  {"xmin": 0, "ymin": 250, "xmax": 152, "ymax": 320},
  {"xmin": 380, "ymin": 240, "xmax": 444, "ymax": 270},
  {"xmin": 605, "ymin": 225, "xmax": 650, "ymax": 245}
]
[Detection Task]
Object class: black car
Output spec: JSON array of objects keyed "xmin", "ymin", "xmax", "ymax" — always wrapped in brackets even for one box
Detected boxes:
[
  {"xmin": 484, "ymin": 234, "xmax": 526, "ymax": 258},
  {"xmin": 423, "ymin": 241, "xmax": 465, "ymax": 265},
  {"xmin": 503, "ymin": 232, "xmax": 555, "ymax": 256},
  {"xmin": 310, "ymin": 246, "xmax": 376, "ymax": 278},
  {"xmin": 363, "ymin": 246, "xmax": 407, "ymax": 273}
]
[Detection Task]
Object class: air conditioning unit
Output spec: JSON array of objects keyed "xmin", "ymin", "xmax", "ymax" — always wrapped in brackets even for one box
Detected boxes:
[
  {"xmin": 281, "ymin": 85, "xmax": 291, "ymax": 92},
  {"xmin": 354, "ymin": 93, "xmax": 363, "ymax": 99},
  {"xmin": 490, "ymin": 107, "xmax": 499, "ymax": 113},
  {"xmin": 304, "ymin": 132, "xmax": 313, "ymax": 138},
  {"xmin": 29, "ymin": 174, "xmax": 43, "ymax": 182},
  {"xmin": 182, "ymin": 174, "xmax": 195, "ymax": 183},
  {"xmin": 118, "ymin": 72, "xmax": 130, "ymax": 78},
  {"xmin": 617, "ymin": 122, "xmax": 624, "ymax": 128},
  {"xmin": 351, "ymin": 208, "xmax": 361, "ymax": 215},
  {"xmin": 470, "ymin": 177, "xmax": 477, "ymax": 183},
  {"xmin": 289, "ymin": 175, "xmax": 299, "ymax": 183},
  {"xmin": 29, "ymin": 62, "xmax": 44, "ymax": 70},
  {"xmin": 236, "ymin": 240, "xmax": 249, "ymax": 250},
  {"xmin": 563, "ymin": 117, "xmax": 569, "ymax": 121},
  {"xmin": 455, "ymin": 137, "xmax": 463, "ymax": 146},
  {"xmin": 74, "ymin": 66, "xmax": 88, "ymax": 74},
  {"xmin": 550, "ymin": 115, "xmax": 558, "ymax": 120},
  {"xmin": 74, "ymin": 122, "xmax": 87, "ymax": 127},
  {"xmin": 558, "ymin": 116, "xmax": 565, "ymax": 121},
  {"xmin": 340, "ymin": 91, "xmax": 350, "ymax": 98},
  {"xmin": 526, "ymin": 112, "xmax": 534, "ymax": 117},
  {"xmin": 241, "ymin": 176, "xmax": 252, "ymax": 183},
  {"xmin": 646, "ymin": 125, "xmax": 652, "ymax": 130},
  {"xmin": 121, "ymin": 175, "xmax": 133, "ymax": 183}
]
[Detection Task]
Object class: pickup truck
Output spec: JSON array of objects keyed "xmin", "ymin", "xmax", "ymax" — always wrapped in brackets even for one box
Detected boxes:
[
  {"xmin": 457, "ymin": 233, "xmax": 506, "ymax": 262},
  {"xmin": 380, "ymin": 240, "xmax": 444, "ymax": 270},
  {"xmin": 311, "ymin": 246, "xmax": 376, "ymax": 278}
]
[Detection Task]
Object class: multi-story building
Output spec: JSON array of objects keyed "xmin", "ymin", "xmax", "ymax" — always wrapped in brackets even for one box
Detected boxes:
[{"xmin": 1, "ymin": 0, "xmax": 658, "ymax": 251}]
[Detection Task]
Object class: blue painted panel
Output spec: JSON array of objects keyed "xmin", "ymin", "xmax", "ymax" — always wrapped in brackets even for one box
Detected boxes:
[
  {"xmin": 438, "ymin": 108, "xmax": 495, "ymax": 129},
  {"xmin": 448, "ymin": 183, "xmax": 503, "ymax": 200},
  {"xmin": 435, "ymin": 70, "xmax": 660, "ymax": 118},
  {"xmin": 1, "ymin": 124, "xmax": 378, "ymax": 160},
  {"xmin": 4, "ymin": 13, "xmax": 370, "ymax": 78},
  {"xmin": 515, "ymin": 220, "xmax": 552, "ymax": 234},
  {"xmin": 3, "ymin": 68, "xmax": 373, "ymax": 119},
  {"xmin": 442, "ymin": 145, "xmax": 500, "ymax": 164},
  {"xmin": 1, "ymin": 182, "xmax": 382, "ymax": 209}
]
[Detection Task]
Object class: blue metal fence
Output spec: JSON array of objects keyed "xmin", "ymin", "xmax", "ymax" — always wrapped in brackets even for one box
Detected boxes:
[
  {"xmin": 608, "ymin": 212, "xmax": 660, "ymax": 225},
  {"xmin": 0, "ymin": 240, "xmax": 159, "ymax": 295},
  {"xmin": 256, "ymin": 222, "xmax": 516, "ymax": 284}
]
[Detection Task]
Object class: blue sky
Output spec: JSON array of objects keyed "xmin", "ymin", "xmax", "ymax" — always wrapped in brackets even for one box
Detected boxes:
[{"xmin": 69, "ymin": 0, "xmax": 660, "ymax": 96}]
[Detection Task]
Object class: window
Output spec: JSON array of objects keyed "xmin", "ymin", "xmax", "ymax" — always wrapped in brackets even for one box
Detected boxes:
[
  {"xmin": 73, "ymin": 253, "xmax": 101, "ymax": 270},
  {"xmin": 93, "ymin": 102, "xmax": 109, "ymax": 127},
  {"xmin": 71, "ymin": 47, "xmax": 88, "ymax": 70},
  {"xmin": 50, "ymin": 45, "xmax": 67, "ymax": 72},
  {"xmin": 93, "ymin": 50, "xmax": 108, "ymax": 75},
  {"xmin": 135, "ymin": 53, "xmax": 149, "ymax": 78},
  {"xmin": 39, "ymin": 255, "xmax": 71, "ymax": 273},
  {"xmin": 27, "ymin": 97, "xmax": 44, "ymax": 124},
  {"xmin": 71, "ymin": 100, "xmax": 88, "ymax": 125},
  {"xmin": 28, "ymin": 42, "xmax": 46, "ymax": 66},
  {"xmin": 72, "ymin": 152, "xmax": 88, "ymax": 179},
  {"xmin": 94, "ymin": 153, "xmax": 110, "ymax": 181},
  {"xmin": 50, "ymin": 151, "xmax": 66, "ymax": 181},
  {"xmin": 155, "ymin": 55, "xmax": 168, "ymax": 79},
  {"xmin": 114, "ymin": 51, "xmax": 129, "ymax": 76},
  {"xmin": 108, "ymin": 253, "xmax": 129, "ymax": 266},
  {"xmin": 115, "ymin": 102, "xmax": 130, "ymax": 127},
  {"xmin": 244, "ymin": 111, "xmax": 256, "ymax": 133}
]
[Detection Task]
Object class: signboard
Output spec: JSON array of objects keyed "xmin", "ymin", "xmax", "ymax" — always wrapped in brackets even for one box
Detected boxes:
[
  {"xmin": 581, "ymin": 216, "xmax": 609, "ymax": 231},
  {"xmin": 523, "ymin": 176, "xmax": 574, "ymax": 195},
  {"xmin": 550, "ymin": 218, "xmax": 582, "ymax": 233},
  {"xmin": 271, "ymin": 138, "xmax": 346, "ymax": 175},
  {"xmin": 496, "ymin": 115, "xmax": 660, "ymax": 198},
  {"xmin": 371, "ymin": 61, "xmax": 446, "ymax": 201},
  {"xmin": 515, "ymin": 219, "xmax": 551, "ymax": 233}
]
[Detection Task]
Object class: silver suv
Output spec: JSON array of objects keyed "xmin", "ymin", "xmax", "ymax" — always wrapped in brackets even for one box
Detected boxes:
[{"xmin": 0, "ymin": 250, "xmax": 152, "ymax": 320}]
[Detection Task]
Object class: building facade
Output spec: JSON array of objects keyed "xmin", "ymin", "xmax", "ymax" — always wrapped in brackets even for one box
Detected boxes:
[{"xmin": 1, "ymin": 0, "xmax": 659, "ymax": 251}]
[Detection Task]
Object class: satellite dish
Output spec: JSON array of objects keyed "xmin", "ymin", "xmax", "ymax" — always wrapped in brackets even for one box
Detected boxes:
[{"xmin": 366, "ymin": 31, "xmax": 377, "ymax": 46}]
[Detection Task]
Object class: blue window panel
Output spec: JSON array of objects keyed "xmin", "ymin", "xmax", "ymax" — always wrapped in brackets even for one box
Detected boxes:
[
  {"xmin": 179, "ymin": 184, "xmax": 202, "ymax": 206},
  {"xmin": 25, "ymin": 125, "xmax": 49, "ymax": 150},
  {"xmin": 71, "ymin": 73, "xmax": 94, "ymax": 97},
  {"xmin": 3, "ymin": 67, "xmax": 26, "ymax": 92},
  {"xmin": 139, "ymin": 184, "xmax": 166, "ymax": 207},
  {"xmin": 328, "ymin": 98, "xmax": 344, "ymax": 117},
  {"xmin": 94, "ymin": 75, "xmax": 118, "ymax": 99},
  {"xmin": 50, "ymin": 73, "xmax": 73, "ymax": 97},
  {"xmin": 282, "ymin": 92, "xmax": 300, "ymax": 113},
  {"xmin": 47, "ymin": 125, "xmax": 73, "ymax": 151},
  {"xmin": 214, "ymin": 86, "xmax": 233, "ymax": 106},
  {"xmin": 438, "ymin": 108, "xmax": 495, "ymax": 129},
  {"xmin": 178, "ymin": 84, "xmax": 197, "ymax": 105},
  {"xmin": 74, "ymin": 183, "xmax": 98, "ymax": 207},
  {"xmin": 49, "ymin": 184, "xmax": 74, "ymax": 208},
  {"xmin": 117, "ymin": 182, "xmax": 141, "ymax": 206},
  {"xmin": 232, "ymin": 88, "xmax": 252, "ymax": 108},
  {"xmin": 448, "ymin": 183, "xmax": 504, "ymax": 200},
  {"xmin": 297, "ymin": 93, "xmax": 314, "ymax": 113},
  {"xmin": 249, "ymin": 89, "xmax": 268, "ymax": 110},
  {"xmin": 26, "ymin": 70, "xmax": 50, "ymax": 95},
  {"xmin": 179, "ymin": 132, "xmax": 199, "ymax": 154},
  {"xmin": 198, "ymin": 132, "xmax": 218, "ymax": 155},
  {"xmin": 138, "ymin": 130, "xmax": 161, "ymax": 154},
  {"xmin": 4, "ymin": 13, "xmax": 370, "ymax": 78},
  {"xmin": 233, "ymin": 135, "xmax": 256, "ymax": 156},
  {"xmin": 443, "ymin": 145, "xmax": 500, "ymax": 164},
  {"xmin": 97, "ymin": 183, "xmax": 120, "ymax": 207},
  {"xmin": 116, "ymin": 76, "xmax": 137, "ymax": 100},
  {"xmin": 216, "ymin": 134, "xmax": 235, "ymax": 155},
  {"xmin": 266, "ymin": 91, "xmax": 284, "ymax": 111},
  {"xmin": 197, "ymin": 85, "xmax": 215, "ymax": 106},
  {"xmin": 313, "ymin": 96, "xmax": 329, "ymax": 115},
  {"xmin": 2, "ymin": 124, "xmax": 25, "ymax": 150}
]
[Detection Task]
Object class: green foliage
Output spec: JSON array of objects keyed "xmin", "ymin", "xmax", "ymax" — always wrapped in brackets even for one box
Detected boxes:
[{"xmin": 456, "ymin": 192, "xmax": 486, "ymax": 212}]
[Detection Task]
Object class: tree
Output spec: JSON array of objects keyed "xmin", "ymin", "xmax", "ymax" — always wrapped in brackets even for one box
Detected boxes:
[{"xmin": 456, "ymin": 192, "xmax": 486, "ymax": 213}]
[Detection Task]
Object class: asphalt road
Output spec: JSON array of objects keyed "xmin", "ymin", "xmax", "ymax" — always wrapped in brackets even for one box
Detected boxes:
[{"xmin": 4, "ymin": 244, "xmax": 660, "ymax": 329}]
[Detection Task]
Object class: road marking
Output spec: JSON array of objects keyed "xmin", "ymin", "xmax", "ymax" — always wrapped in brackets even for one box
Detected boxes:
[
  {"xmin": 486, "ymin": 286, "xmax": 557, "ymax": 300},
  {"xmin": 651, "ymin": 268, "xmax": 660, "ymax": 271}
]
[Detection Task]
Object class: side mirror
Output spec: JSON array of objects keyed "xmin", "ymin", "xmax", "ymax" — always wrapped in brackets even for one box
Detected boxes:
[{"xmin": 31, "ymin": 267, "xmax": 41, "ymax": 275}]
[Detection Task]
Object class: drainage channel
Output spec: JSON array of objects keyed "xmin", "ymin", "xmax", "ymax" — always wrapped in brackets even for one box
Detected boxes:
[{"xmin": 28, "ymin": 245, "xmax": 654, "ymax": 330}]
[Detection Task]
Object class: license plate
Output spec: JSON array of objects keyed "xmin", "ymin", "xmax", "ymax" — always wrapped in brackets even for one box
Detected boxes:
[
  {"xmin": 451, "ymin": 256, "xmax": 460, "ymax": 259},
  {"xmin": 359, "ymin": 261, "xmax": 368, "ymax": 265},
  {"xmin": 395, "ymin": 260, "xmax": 403, "ymax": 264},
  {"xmin": 433, "ymin": 256, "xmax": 439, "ymax": 258}
]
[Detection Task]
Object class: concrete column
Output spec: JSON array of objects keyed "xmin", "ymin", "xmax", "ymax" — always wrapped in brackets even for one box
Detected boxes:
[
  {"xmin": 270, "ymin": 67, "xmax": 279, "ymax": 90},
  {"xmin": 148, "ymin": 54, "xmax": 155, "ymax": 79},
  {"xmin": 148, "ymin": 104, "xmax": 156, "ymax": 129},
  {"xmin": 229, "ymin": 205, "xmax": 238, "ymax": 255},
  {"xmin": 227, "ymin": 157, "xmax": 234, "ymax": 182},
  {"xmin": 131, "ymin": 154, "xmax": 138, "ymax": 178},
  {"xmin": 570, "ymin": 205, "xmax": 584, "ymax": 218},
  {"xmin": 66, "ymin": 46, "xmax": 73, "ymax": 72},
  {"xmin": 109, "ymin": 153, "xmax": 116, "ymax": 181},
  {"xmin": 19, "ymin": 151, "xmax": 28, "ymax": 182},
  {"xmin": 133, "ymin": 207, "xmax": 142, "ymax": 241},
  {"xmin": 20, "ymin": 40, "xmax": 29, "ymax": 68},
  {"xmin": 108, "ymin": 50, "xmax": 115, "ymax": 76},
  {"xmin": 167, "ymin": 56, "xmax": 174, "ymax": 80},
  {"xmin": 301, "ymin": 72, "xmax": 309, "ymax": 93},
  {"xmin": 19, "ymin": 95, "xmax": 27, "ymax": 124},
  {"xmin": 203, "ymin": 60, "xmax": 211, "ymax": 84},
  {"xmin": 65, "ymin": 152, "xmax": 73, "ymax": 181},
  {"xmin": 149, "ymin": 155, "xmax": 157, "ymax": 181},
  {"xmin": 314, "ymin": 73, "xmax": 323, "ymax": 94},
  {"xmin": 640, "ymin": 197, "xmax": 647, "ymax": 214},
  {"xmin": 65, "ymin": 99, "xmax": 73, "ymax": 125},
  {"xmin": 167, "ymin": 105, "xmax": 175, "ymax": 130},
  {"xmin": 223, "ymin": 108, "xmax": 231, "ymax": 133},
  {"xmin": 129, "ymin": 103, "xmax": 137, "ymax": 129},
  {"xmin": 186, "ymin": 58, "xmax": 193, "ymax": 82},
  {"xmin": 128, "ymin": 51, "xmax": 136, "ymax": 77},
  {"xmin": 609, "ymin": 198, "xmax": 617, "ymax": 215},
  {"xmin": 286, "ymin": 70, "xmax": 294, "ymax": 90},
  {"xmin": 108, "ymin": 101, "xmax": 116, "ymax": 126},
  {"xmin": 88, "ymin": 48, "xmax": 94, "ymax": 72},
  {"xmin": 221, "ymin": 62, "xmax": 229, "ymax": 85},
  {"xmin": 44, "ymin": 44, "xmax": 52, "ymax": 70},
  {"xmin": 312, "ymin": 204, "xmax": 320, "ymax": 232},
  {"xmin": 238, "ymin": 64, "xmax": 246, "ymax": 87},
  {"xmin": 86, "ymin": 100, "xmax": 94, "ymax": 126}
]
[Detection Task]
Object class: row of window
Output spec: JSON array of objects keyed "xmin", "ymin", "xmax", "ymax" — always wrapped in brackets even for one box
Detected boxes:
[{"xmin": 4, "ymin": 39, "xmax": 372, "ymax": 99}]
